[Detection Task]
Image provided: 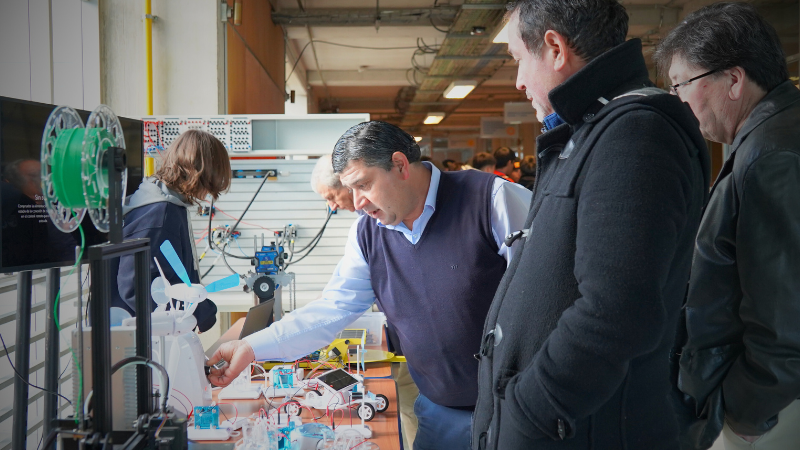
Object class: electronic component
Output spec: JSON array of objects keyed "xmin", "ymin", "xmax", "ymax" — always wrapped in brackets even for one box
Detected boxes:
[
  {"xmin": 255, "ymin": 244, "xmax": 287, "ymax": 275},
  {"xmin": 193, "ymin": 406, "xmax": 220, "ymax": 429},
  {"xmin": 142, "ymin": 116, "xmax": 253, "ymax": 152},
  {"xmin": 212, "ymin": 359, "xmax": 227, "ymax": 370}
]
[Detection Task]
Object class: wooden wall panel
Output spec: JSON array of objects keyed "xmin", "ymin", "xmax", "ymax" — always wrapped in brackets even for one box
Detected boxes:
[{"xmin": 226, "ymin": 0, "xmax": 285, "ymax": 114}]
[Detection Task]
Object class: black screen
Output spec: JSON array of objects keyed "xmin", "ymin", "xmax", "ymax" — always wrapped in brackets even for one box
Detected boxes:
[
  {"xmin": 316, "ymin": 369, "xmax": 359, "ymax": 392},
  {"xmin": 0, "ymin": 96, "xmax": 143, "ymax": 273}
]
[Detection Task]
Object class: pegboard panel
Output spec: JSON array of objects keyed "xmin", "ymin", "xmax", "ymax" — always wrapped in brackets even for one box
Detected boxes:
[{"xmin": 142, "ymin": 116, "xmax": 253, "ymax": 153}]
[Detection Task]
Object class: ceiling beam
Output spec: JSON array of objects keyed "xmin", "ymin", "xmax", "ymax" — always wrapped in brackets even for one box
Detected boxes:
[
  {"xmin": 436, "ymin": 55, "xmax": 512, "ymax": 60},
  {"xmin": 307, "ymin": 69, "xmax": 412, "ymax": 86},
  {"xmin": 273, "ymin": 7, "xmax": 459, "ymax": 27}
]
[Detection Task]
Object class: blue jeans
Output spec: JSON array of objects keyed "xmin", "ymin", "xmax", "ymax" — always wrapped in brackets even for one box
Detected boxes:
[{"xmin": 412, "ymin": 393, "xmax": 473, "ymax": 450}]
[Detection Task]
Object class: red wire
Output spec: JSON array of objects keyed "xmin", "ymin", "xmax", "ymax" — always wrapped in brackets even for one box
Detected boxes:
[
  {"xmin": 154, "ymin": 384, "xmax": 194, "ymax": 416},
  {"xmin": 216, "ymin": 402, "xmax": 238, "ymax": 424}
]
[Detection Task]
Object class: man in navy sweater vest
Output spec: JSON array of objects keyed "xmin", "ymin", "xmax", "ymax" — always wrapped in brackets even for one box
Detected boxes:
[{"xmin": 208, "ymin": 121, "xmax": 531, "ymax": 449}]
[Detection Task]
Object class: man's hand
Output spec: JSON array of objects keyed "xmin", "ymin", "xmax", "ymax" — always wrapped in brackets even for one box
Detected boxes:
[{"xmin": 206, "ymin": 340, "xmax": 255, "ymax": 387}]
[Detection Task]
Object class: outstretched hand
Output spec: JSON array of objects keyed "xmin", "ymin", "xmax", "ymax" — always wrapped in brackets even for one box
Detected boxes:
[{"xmin": 206, "ymin": 340, "xmax": 256, "ymax": 387}]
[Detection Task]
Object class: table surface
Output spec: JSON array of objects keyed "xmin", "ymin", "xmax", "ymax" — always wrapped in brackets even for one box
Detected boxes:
[{"xmin": 195, "ymin": 318, "xmax": 400, "ymax": 449}]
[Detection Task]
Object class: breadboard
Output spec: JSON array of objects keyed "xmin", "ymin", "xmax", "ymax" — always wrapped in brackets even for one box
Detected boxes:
[{"xmin": 142, "ymin": 116, "xmax": 253, "ymax": 153}]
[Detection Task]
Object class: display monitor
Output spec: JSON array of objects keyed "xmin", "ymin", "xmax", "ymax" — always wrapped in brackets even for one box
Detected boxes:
[{"xmin": 0, "ymin": 96, "xmax": 143, "ymax": 273}]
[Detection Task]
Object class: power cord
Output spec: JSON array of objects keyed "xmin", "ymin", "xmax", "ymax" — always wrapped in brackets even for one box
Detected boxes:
[{"xmin": 0, "ymin": 333, "xmax": 72, "ymax": 407}]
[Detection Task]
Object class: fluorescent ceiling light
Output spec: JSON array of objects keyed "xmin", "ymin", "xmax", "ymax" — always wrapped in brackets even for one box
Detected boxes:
[
  {"xmin": 444, "ymin": 80, "xmax": 478, "ymax": 99},
  {"xmin": 492, "ymin": 21, "xmax": 510, "ymax": 44},
  {"xmin": 424, "ymin": 112, "xmax": 445, "ymax": 125},
  {"xmin": 414, "ymin": 136, "xmax": 423, "ymax": 142}
]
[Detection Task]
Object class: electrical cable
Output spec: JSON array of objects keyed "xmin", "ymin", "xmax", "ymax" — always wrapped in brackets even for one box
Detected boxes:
[
  {"xmin": 110, "ymin": 357, "xmax": 170, "ymax": 412},
  {"xmin": 286, "ymin": 40, "xmax": 421, "ymax": 82},
  {"xmin": 220, "ymin": 241, "xmax": 238, "ymax": 276},
  {"xmin": 430, "ymin": 16, "xmax": 449, "ymax": 33},
  {"xmin": 286, "ymin": 210, "xmax": 333, "ymax": 267},
  {"xmin": 206, "ymin": 201, "xmax": 250, "ymax": 260},
  {"xmin": 0, "ymin": 333, "xmax": 73, "ymax": 407}
]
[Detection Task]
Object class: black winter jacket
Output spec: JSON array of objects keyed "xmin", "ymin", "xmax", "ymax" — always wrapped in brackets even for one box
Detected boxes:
[
  {"xmin": 471, "ymin": 39, "xmax": 710, "ymax": 450},
  {"xmin": 674, "ymin": 81, "xmax": 800, "ymax": 448}
]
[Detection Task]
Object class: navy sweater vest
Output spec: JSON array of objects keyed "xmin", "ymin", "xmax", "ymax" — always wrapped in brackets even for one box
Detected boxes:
[{"xmin": 357, "ymin": 170, "xmax": 506, "ymax": 407}]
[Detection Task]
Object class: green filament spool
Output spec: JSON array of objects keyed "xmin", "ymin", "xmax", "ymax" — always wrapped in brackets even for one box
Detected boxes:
[
  {"xmin": 50, "ymin": 128, "xmax": 110, "ymax": 209},
  {"xmin": 41, "ymin": 105, "xmax": 127, "ymax": 233}
]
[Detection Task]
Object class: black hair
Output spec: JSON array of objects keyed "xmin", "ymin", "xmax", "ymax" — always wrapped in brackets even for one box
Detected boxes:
[
  {"xmin": 508, "ymin": 0, "xmax": 628, "ymax": 62},
  {"xmin": 493, "ymin": 147, "xmax": 517, "ymax": 169},
  {"xmin": 654, "ymin": 2, "xmax": 788, "ymax": 92},
  {"xmin": 332, "ymin": 121, "xmax": 421, "ymax": 173}
]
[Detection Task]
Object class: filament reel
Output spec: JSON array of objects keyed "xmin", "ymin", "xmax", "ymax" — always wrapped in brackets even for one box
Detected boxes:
[{"xmin": 40, "ymin": 105, "xmax": 128, "ymax": 233}]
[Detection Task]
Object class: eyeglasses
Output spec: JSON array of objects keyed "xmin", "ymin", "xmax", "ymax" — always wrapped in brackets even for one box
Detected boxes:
[{"xmin": 669, "ymin": 69, "xmax": 718, "ymax": 95}]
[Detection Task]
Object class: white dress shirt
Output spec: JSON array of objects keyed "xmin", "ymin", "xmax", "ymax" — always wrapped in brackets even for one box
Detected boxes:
[{"xmin": 244, "ymin": 163, "xmax": 532, "ymax": 361}]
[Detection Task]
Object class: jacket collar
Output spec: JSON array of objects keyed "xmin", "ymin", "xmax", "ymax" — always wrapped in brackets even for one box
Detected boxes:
[
  {"xmin": 732, "ymin": 81, "xmax": 800, "ymax": 149},
  {"xmin": 548, "ymin": 39, "xmax": 652, "ymax": 126}
]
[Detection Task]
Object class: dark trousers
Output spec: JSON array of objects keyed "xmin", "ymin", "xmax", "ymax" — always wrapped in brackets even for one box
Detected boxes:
[{"xmin": 412, "ymin": 393, "xmax": 473, "ymax": 450}]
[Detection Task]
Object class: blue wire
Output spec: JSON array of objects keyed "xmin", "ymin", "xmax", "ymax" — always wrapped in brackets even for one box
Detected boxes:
[{"xmin": 235, "ymin": 238, "xmax": 249, "ymax": 257}]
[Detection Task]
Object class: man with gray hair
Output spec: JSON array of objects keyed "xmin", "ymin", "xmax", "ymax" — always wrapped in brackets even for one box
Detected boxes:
[
  {"xmin": 310, "ymin": 154, "xmax": 355, "ymax": 212},
  {"xmin": 656, "ymin": 3, "xmax": 800, "ymax": 449}
]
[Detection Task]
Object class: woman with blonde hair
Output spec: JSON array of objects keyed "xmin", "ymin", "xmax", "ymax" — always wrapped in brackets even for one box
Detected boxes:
[{"xmin": 111, "ymin": 130, "xmax": 231, "ymax": 331}]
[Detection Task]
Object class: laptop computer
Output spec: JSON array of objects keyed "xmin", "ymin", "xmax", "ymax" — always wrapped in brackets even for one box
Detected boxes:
[{"xmin": 205, "ymin": 298, "xmax": 275, "ymax": 358}]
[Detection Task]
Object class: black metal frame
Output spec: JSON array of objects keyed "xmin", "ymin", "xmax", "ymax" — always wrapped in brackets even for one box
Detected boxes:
[
  {"xmin": 13, "ymin": 146, "xmax": 157, "ymax": 449},
  {"xmin": 87, "ymin": 146, "xmax": 153, "ymax": 440}
]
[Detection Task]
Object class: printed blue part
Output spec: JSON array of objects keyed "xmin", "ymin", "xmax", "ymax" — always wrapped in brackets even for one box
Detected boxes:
[
  {"xmin": 278, "ymin": 422, "xmax": 296, "ymax": 450},
  {"xmin": 274, "ymin": 367, "xmax": 295, "ymax": 388},
  {"xmin": 193, "ymin": 405, "xmax": 220, "ymax": 429}
]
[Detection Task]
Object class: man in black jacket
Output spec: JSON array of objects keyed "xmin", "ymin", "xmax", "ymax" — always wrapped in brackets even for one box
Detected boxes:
[
  {"xmin": 656, "ymin": 4, "xmax": 800, "ymax": 449},
  {"xmin": 471, "ymin": 1, "xmax": 710, "ymax": 449}
]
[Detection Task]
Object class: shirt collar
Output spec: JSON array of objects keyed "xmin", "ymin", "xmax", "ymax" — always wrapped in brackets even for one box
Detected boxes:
[{"xmin": 378, "ymin": 161, "xmax": 439, "ymax": 229}]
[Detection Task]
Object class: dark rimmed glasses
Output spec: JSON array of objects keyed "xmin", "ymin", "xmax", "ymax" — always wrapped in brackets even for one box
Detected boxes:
[{"xmin": 669, "ymin": 69, "xmax": 719, "ymax": 95}]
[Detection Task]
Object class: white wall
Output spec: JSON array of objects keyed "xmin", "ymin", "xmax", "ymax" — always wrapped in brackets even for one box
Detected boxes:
[
  {"xmin": 99, "ymin": 0, "xmax": 224, "ymax": 117},
  {"xmin": 0, "ymin": 0, "xmax": 100, "ymax": 109},
  {"xmin": 0, "ymin": 1, "xmax": 100, "ymax": 448}
]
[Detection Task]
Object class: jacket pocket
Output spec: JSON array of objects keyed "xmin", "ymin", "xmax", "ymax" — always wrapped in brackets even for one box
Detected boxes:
[{"xmin": 679, "ymin": 342, "xmax": 743, "ymax": 407}]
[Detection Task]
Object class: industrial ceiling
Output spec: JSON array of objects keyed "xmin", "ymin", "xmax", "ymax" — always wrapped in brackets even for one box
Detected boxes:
[{"xmin": 273, "ymin": 0, "xmax": 799, "ymax": 140}]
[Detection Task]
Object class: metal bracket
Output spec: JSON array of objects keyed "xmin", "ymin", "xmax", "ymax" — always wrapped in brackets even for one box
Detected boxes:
[{"xmin": 143, "ymin": 14, "xmax": 158, "ymax": 21}]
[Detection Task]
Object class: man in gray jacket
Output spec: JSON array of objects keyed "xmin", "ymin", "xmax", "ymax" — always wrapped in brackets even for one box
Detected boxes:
[{"xmin": 656, "ymin": 3, "xmax": 800, "ymax": 449}]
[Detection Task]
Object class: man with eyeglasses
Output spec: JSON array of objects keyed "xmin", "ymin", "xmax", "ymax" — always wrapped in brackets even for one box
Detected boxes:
[{"xmin": 656, "ymin": 3, "xmax": 800, "ymax": 449}]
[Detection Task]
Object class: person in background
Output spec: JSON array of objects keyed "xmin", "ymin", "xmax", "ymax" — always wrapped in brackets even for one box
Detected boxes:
[
  {"xmin": 208, "ymin": 121, "xmax": 531, "ymax": 450},
  {"xmin": 311, "ymin": 154, "xmax": 356, "ymax": 212},
  {"xmin": 310, "ymin": 152, "xmax": 420, "ymax": 449},
  {"xmin": 510, "ymin": 161, "xmax": 522, "ymax": 183},
  {"xmin": 492, "ymin": 147, "xmax": 517, "ymax": 182},
  {"xmin": 471, "ymin": 152, "xmax": 496, "ymax": 173},
  {"xmin": 441, "ymin": 159, "xmax": 461, "ymax": 172},
  {"xmin": 472, "ymin": 0, "xmax": 710, "ymax": 448},
  {"xmin": 517, "ymin": 155, "xmax": 536, "ymax": 190},
  {"xmin": 656, "ymin": 3, "xmax": 800, "ymax": 448},
  {"xmin": 111, "ymin": 130, "xmax": 231, "ymax": 332}
]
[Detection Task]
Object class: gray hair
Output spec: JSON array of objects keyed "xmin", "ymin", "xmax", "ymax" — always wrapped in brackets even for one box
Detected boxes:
[
  {"xmin": 332, "ymin": 121, "xmax": 420, "ymax": 174},
  {"xmin": 310, "ymin": 154, "xmax": 341, "ymax": 194},
  {"xmin": 508, "ymin": 0, "xmax": 628, "ymax": 62},
  {"xmin": 654, "ymin": 2, "xmax": 788, "ymax": 92}
]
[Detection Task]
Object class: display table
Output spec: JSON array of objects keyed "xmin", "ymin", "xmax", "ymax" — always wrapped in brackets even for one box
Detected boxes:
[{"xmin": 190, "ymin": 319, "xmax": 400, "ymax": 449}]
